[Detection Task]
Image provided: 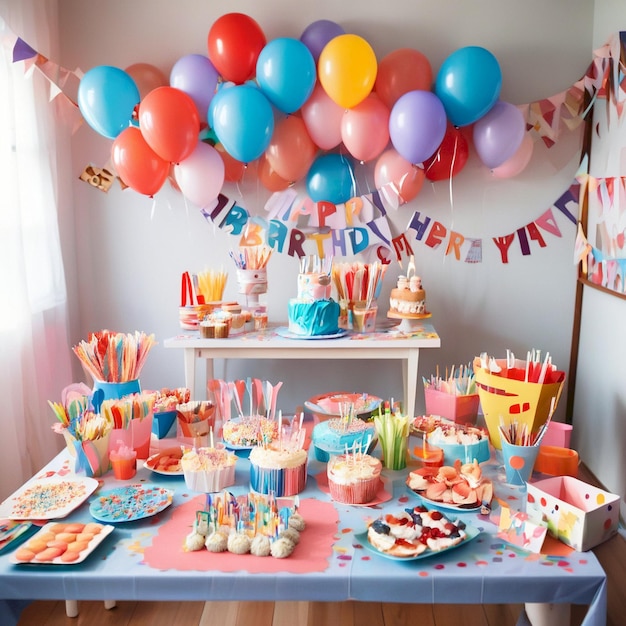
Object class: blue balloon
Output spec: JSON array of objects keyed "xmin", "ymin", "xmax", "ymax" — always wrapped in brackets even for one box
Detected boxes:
[
  {"xmin": 78, "ymin": 66, "xmax": 140, "ymax": 139},
  {"xmin": 306, "ymin": 154, "xmax": 355, "ymax": 205},
  {"xmin": 435, "ymin": 46, "xmax": 502, "ymax": 127},
  {"xmin": 210, "ymin": 84, "xmax": 275, "ymax": 163},
  {"xmin": 256, "ymin": 38, "xmax": 316, "ymax": 114}
]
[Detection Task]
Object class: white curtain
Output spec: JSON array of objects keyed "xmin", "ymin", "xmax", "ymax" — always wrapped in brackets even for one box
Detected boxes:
[{"xmin": 0, "ymin": 0, "xmax": 74, "ymax": 499}]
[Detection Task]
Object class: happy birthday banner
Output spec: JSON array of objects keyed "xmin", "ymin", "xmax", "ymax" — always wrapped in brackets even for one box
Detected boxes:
[{"xmin": 201, "ymin": 180, "xmax": 580, "ymax": 265}]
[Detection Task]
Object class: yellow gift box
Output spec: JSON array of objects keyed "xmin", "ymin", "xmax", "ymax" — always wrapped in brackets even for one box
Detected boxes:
[{"xmin": 472, "ymin": 357, "xmax": 565, "ymax": 449}]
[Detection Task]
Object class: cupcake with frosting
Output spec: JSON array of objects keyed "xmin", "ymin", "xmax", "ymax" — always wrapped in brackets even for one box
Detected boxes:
[
  {"xmin": 327, "ymin": 452, "xmax": 382, "ymax": 504},
  {"xmin": 249, "ymin": 444, "xmax": 308, "ymax": 496},
  {"xmin": 180, "ymin": 446, "xmax": 237, "ymax": 492}
]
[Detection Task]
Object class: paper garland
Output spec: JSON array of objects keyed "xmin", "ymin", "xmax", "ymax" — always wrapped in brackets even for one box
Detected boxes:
[{"xmin": 200, "ymin": 182, "xmax": 580, "ymax": 265}]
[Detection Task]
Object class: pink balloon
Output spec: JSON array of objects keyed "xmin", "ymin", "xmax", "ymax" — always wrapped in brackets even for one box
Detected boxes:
[
  {"xmin": 374, "ymin": 148, "xmax": 425, "ymax": 203},
  {"xmin": 173, "ymin": 141, "xmax": 225, "ymax": 207},
  {"xmin": 125, "ymin": 63, "xmax": 167, "ymax": 100},
  {"xmin": 473, "ymin": 100, "xmax": 525, "ymax": 169},
  {"xmin": 492, "ymin": 133, "xmax": 534, "ymax": 178},
  {"xmin": 300, "ymin": 83, "xmax": 344, "ymax": 150},
  {"xmin": 341, "ymin": 94, "xmax": 390, "ymax": 162}
]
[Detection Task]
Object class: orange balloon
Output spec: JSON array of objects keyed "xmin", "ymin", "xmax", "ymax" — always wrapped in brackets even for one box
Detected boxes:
[
  {"xmin": 375, "ymin": 48, "xmax": 433, "ymax": 110},
  {"xmin": 125, "ymin": 63, "xmax": 167, "ymax": 100},
  {"xmin": 265, "ymin": 115, "xmax": 317, "ymax": 182},
  {"xmin": 257, "ymin": 153, "xmax": 290, "ymax": 191},
  {"xmin": 374, "ymin": 148, "xmax": 425, "ymax": 203},
  {"xmin": 112, "ymin": 126, "xmax": 169, "ymax": 196}
]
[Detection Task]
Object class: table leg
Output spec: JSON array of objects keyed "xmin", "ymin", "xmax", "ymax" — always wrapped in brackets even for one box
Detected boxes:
[
  {"xmin": 183, "ymin": 349, "xmax": 197, "ymax": 400},
  {"xmin": 404, "ymin": 348, "xmax": 419, "ymax": 417},
  {"xmin": 65, "ymin": 599, "xmax": 78, "ymax": 617}
]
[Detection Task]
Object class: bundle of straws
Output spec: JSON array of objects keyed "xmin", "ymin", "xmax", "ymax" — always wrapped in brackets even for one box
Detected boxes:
[
  {"xmin": 229, "ymin": 244, "xmax": 272, "ymax": 270},
  {"xmin": 373, "ymin": 401, "xmax": 410, "ymax": 469},
  {"xmin": 48, "ymin": 394, "xmax": 91, "ymax": 431},
  {"xmin": 100, "ymin": 392, "xmax": 156, "ymax": 429},
  {"xmin": 423, "ymin": 363, "xmax": 476, "ymax": 396},
  {"xmin": 196, "ymin": 268, "xmax": 228, "ymax": 303},
  {"xmin": 498, "ymin": 396, "xmax": 557, "ymax": 446},
  {"xmin": 332, "ymin": 261, "xmax": 386, "ymax": 306},
  {"xmin": 73, "ymin": 330, "xmax": 156, "ymax": 383}
]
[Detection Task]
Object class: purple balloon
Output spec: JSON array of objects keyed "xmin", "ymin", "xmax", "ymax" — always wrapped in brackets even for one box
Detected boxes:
[
  {"xmin": 300, "ymin": 19, "xmax": 345, "ymax": 62},
  {"xmin": 473, "ymin": 101, "xmax": 525, "ymax": 169},
  {"xmin": 170, "ymin": 54, "xmax": 219, "ymax": 124},
  {"xmin": 389, "ymin": 90, "xmax": 447, "ymax": 165}
]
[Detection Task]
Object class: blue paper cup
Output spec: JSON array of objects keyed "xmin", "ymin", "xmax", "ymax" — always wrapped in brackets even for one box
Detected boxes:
[
  {"xmin": 501, "ymin": 439, "xmax": 540, "ymax": 486},
  {"xmin": 93, "ymin": 379, "xmax": 141, "ymax": 400}
]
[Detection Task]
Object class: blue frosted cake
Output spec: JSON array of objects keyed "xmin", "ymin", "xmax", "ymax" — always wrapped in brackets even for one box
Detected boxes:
[
  {"xmin": 312, "ymin": 418, "xmax": 376, "ymax": 462},
  {"xmin": 287, "ymin": 270, "xmax": 339, "ymax": 336}
]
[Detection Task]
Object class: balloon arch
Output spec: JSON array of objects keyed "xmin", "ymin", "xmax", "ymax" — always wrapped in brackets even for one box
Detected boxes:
[{"xmin": 77, "ymin": 13, "xmax": 534, "ymax": 210}]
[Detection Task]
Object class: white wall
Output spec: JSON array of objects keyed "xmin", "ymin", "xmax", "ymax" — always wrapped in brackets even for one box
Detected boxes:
[
  {"xmin": 54, "ymin": 0, "xmax": 626, "ymax": 509},
  {"xmin": 572, "ymin": 1, "xmax": 626, "ymax": 519}
]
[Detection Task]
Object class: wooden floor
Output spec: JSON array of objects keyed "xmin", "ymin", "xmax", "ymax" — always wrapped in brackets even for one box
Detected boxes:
[
  {"xmin": 15, "ymin": 599, "xmax": 568, "ymax": 626},
  {"xmin": 15, "ymin": 465, "xmax": 626, "ymax": 626}
]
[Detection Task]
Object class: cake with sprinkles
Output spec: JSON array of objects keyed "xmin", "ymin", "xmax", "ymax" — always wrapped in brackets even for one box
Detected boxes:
[
  {"xmin": 222, "ymin": 415, "xmax": 279, "ymax": 448},
  {"xmin": 312, "ymin": 417, "xmax": 376, "ymax": 462},
  {"xmin": 249, "ymin": 444, "xmax": 308, "ymax": 496}
]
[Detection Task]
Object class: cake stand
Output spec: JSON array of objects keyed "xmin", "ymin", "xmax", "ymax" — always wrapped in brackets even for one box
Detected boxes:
[{"xmin": 387, "ymin": 310, "xmax": 432, "ymax": 332}]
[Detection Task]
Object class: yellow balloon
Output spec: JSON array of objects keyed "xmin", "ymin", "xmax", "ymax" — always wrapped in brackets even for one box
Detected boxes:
[{"xmin": 318, "ymin": 34, "xmax": 377, "ymax": 109}]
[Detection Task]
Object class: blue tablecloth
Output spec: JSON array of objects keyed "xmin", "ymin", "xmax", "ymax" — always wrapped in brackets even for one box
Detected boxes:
[{"xmin": 0, "ymin": 439, "xmax": 607, "ymax": 626}]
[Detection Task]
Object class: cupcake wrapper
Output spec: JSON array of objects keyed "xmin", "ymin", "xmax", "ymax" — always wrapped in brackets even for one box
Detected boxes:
[
  {"xmin": 250, "ymin": 462, "xmax": 307, "ymax": 496},
  {"xmin": 183, "ymin": 464, "xmax": 236, "ymax": 493},
  {"xmin": 328, "ymin": 477, "xmax": 380, "ymax": 504}
]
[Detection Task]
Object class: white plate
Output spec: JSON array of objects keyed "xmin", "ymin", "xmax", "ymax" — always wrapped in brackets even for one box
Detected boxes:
[
  {"xmin": 10, "ymin": 522, "xmax": 114, "ymax": 565},
  {"xmin": 406, "ymin": 486, "xmax": 483, "ymax": 513},
  {"xmin": 0, "ymin": 476, "xmax": 99, "ymax": 521},
  {"xmin": 143, "ymin": 448, "xmax": 184, "ymax": 476},
  {"xmin": 89, "ymin": 485, "xmax": 174, "ymax": 523},
  {"xmin": 354, "ymin": 524, "xmax": 479, "ymax": 561},
  {"xmin": 275, "ymin": 327, "xmax": 348, "ymax": 340}
]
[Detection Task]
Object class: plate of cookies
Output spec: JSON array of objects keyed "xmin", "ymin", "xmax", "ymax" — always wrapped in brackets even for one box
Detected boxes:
[{"xmin": 11, "ymin": 521, "xmax": 114, "ymax": 564}]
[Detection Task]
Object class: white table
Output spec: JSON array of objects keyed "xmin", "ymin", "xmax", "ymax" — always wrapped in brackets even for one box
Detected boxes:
[{"xmin": 163, "ymin": 323, "xmax": 440, "ymax": 417}]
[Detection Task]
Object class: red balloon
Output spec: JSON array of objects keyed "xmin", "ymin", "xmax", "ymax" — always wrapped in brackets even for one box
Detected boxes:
[
  {"xmin": 138, "ymin": 87, "xmax": 200, "ymax": 163},
  {"xmin": 423, "ymin": 124, "xmax": 469, "ymax": 181},
  {"xmin": 207, "ymin": 13, "xmax": 266, "ymax": 84},
  {"xmin": 112, "ymin": 126, "xmax": 169, "ymax": 196}
]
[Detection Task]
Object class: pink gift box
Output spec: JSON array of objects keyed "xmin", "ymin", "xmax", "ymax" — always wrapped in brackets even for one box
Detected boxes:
[
  {"xmin": 526, "ymin": 476, "xmax": 620, "ymax": 551},
  {"xmin": 541, "ymin": 421, "xmax": 573, "ymax": 448},
  {"xmin": 424, "ymin": 388, "xmax": 480, "ymax": 425}
]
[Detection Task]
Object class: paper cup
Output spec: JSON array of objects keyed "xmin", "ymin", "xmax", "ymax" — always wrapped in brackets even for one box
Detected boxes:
[
  {"xmin": 130, "ymin": 414, "xmax": 153, "ymax": 459},
  {"xmin": 352, "ymin": 303, "xmax": 377, "ymax": 332},
  {"xmin": 93, "ymin": 379, "xmax": 141, "ymax": 401},
  {"xmin": 501, "ymin": 440, "xmax": 540, "ymax": 486},
  {"xmin": 110, "ymin": 450, "xmax": 137, "ymax": 480}
]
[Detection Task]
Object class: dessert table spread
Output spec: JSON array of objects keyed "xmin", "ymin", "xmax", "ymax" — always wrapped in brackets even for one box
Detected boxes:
[
  {"xmin": 163, "ymin": 322, "xmax": 441, "ymax": 419},
  {"xmin": 0, "ymin": 433, "xmax": 608, "ymax": 626}
]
